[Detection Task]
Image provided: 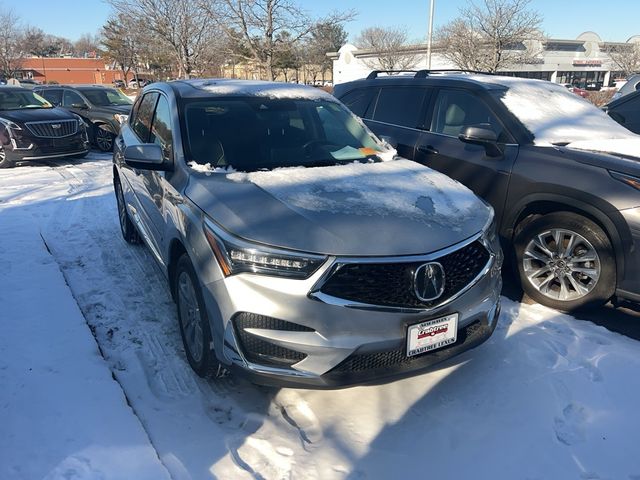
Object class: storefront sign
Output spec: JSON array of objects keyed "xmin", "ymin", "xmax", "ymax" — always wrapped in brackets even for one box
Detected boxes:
[{"xmin": 572, "ymin": 60, "xmax": 603, "ymax": 66}]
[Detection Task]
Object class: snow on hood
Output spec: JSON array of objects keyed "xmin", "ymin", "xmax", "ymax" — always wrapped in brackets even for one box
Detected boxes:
[
  {"xmin": 566, "ymin": 138, "xmax": 640, "ymax": 159},
  {"xmin": 193, "ymin": 79, "xmax": 338, "ymax": 102},
  {"xmin": 466, "ymin": 75, "xmax": 636, "ymax": 145},
  {"xmin": 226, "ymin": 159, "xmax": 481, "ymax": 226}
]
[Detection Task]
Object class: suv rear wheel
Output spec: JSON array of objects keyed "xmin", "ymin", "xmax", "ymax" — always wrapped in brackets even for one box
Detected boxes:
[{"xmin": 514, "ymin": 212, "xmax": 615, "ymax": 311}]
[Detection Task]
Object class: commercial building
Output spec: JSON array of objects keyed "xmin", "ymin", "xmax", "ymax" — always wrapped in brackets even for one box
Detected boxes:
[
  {"xmin": 329, "ymin": 31, "xmax": 640, "ymax": 88},
  {"xmin": 15, "ymin": 58, "xmax": 126, "ymax": 85}
]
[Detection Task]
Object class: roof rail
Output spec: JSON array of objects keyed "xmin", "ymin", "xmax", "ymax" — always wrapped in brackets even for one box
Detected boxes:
[
  {"xmin": 366, "ymin": 69, "xmax": 494, "ymax": 80},
  {"xmin": 414, "ymin": 69, "xmax": 494, "ymax": 78},
  {"xmin": 366, "ymin": 70, "xmax": 421, "ymax": 79}
]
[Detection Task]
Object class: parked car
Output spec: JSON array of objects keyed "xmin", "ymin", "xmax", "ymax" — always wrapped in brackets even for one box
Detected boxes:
[
  {"xmin": 335, "ymin": 70, "xmax": 640, "ymax": 311},
  {"xmin": 560, "ymin": 83, "xmax": 589, "ymax": 98},
  {"xmin": 113, "ymin": 79, "xmax": 502, "ymax": 387},
  {"xmin": 34, "ymin": 84, "xmax": 133, "ymax": 151},
  {"xmin": 611, "ymin": 74, "xmax": 640, "ymax": 101},
  {"xmin": 0, "ymin": 86, "xmax": 89, "ymax": 168},
  {"xmin": 128, "ymin": 78, "xmax": 150, "ymax": 89},
  {"xmin": 605, "ymin": 90, "xmax": 640, "ymax": 134},
  {"xmin": 113, "ymin": 79, "xmax": 125, "ymax": 89}
]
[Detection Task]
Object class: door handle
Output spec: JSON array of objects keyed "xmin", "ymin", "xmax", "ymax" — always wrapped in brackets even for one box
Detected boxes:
[{"xmin": 417, "ymin": 145, "xmax": 439, "ymax": 155}]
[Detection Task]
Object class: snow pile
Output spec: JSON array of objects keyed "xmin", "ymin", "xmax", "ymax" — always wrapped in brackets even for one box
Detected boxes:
[
  {"xmin": 466, "ymin": 75, "xmax": 636, "ymax": 145},
  {"xmin": 227, "ymin": 158, "xmax": 483, "ymax": 223},
  {"xmin": 192, "ymin": 79, "xmax": 338, "ymax": 102},
  {"xmin": 567, "ymin": 138, "xmax": 640, "ymax": 158},
  {"xmin": 0, "ymin": 186, "xmax": 170, "ymax": 479}
]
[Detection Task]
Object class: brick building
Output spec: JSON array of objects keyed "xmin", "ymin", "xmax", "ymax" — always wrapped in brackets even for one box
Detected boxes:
[{"xmin": 16, "ymin": 57, "xmax": 126, "ymax": 85}]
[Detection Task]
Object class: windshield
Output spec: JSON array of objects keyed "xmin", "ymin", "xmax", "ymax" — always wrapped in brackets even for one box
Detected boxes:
[
  {"xmin": 0, "ymin": 90, "xmax": 52, "ymax": 110},
  {"xmin": 183, "ymin": 97, "xmax": 387, "ymax": 172},
  {"xmin": 488, "ymin": 79, "xmax": 635, "ymax": 145},
  {"xmin": 80, "ymin": 88, "xmax": 133, "ymax": 107}
]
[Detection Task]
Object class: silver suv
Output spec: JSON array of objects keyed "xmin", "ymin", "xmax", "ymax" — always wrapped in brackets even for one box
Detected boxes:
[{"xmin": 112, "ymin": 79, "xmax": 502, "ymax": 388}]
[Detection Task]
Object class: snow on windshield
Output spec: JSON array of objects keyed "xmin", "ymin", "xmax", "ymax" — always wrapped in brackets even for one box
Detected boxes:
[
  {"xmin": 472, "ymin": 76, "xmax": 636, "ymax": 145},
  {"xmin": 226, "ymin": 159, "xmax": 486, "ymax": 228}
]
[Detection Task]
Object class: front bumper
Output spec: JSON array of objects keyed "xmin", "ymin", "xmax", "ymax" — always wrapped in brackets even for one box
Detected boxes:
[
  {"xmin": 5, "ymin": 132, "xmax": 90, "ymax": 163},
  {"xmin": 201, "ymin": 236, "xmax": 503, "ymax": 389}
]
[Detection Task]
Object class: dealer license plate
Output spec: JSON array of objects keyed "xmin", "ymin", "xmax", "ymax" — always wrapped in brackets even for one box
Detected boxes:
[{"xmin": 406, "ymin": 313, "xmax": 458, "ymax": 357}]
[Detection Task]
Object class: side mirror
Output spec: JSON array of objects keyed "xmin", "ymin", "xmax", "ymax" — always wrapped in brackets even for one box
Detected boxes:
[
  {"xmin": 379, "ymin": 135, "xmax": 398, "ymax": 149},
  {"xmin": 71, "ymin": 102, "xmax": 89, "ymax": 110},
  {"xmin": 458, "ymin": 126, "xmax": 502, "ymax": 157},
  {"xmin": 124, "ymin": 144, "xmax": 172, "ymax": 171}
]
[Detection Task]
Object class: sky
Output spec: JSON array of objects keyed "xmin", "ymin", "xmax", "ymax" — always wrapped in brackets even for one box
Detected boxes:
[{"xmin": 7, "ymin": 0, "xmax": 640, "ymax": 44}]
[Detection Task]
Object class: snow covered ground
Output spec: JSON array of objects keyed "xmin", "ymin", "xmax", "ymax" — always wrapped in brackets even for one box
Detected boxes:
[{"xmin": 2, "ymin": 152, "xmax": 640, "ymax": 479}]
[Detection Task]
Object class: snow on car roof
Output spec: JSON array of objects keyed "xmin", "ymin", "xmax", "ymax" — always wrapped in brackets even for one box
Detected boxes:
[
  {"xmin": 465, "ymin": 75, "xmax": 636, "ymax": 145},
  {"xmin": 177, "ymin": 79, "xmax": 339, "ymax": 102}
]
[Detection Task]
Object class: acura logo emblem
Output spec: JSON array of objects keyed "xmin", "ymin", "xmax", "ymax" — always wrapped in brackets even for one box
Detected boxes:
[{"xmin": 414, "ymin": 262, "xmax": 446, "ymax": 302}]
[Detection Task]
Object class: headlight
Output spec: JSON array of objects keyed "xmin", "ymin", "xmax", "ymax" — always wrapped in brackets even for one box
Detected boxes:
[
  {"xmin": 114, "ymin": 114, "xmax": 129, "ymax": 125},
  {"xmin": 0, "ymin": 117, "xmax": 22, "ymax": 132},
  {"xmin": 71, "ymin": 114, "xmax": 89, "ymax": 129},
  {"xmin": 610, "ymin": 171, "xmax": 640, "ymax": 190},
  {"xmin": 481, "ymin": 206, "xmax": 497, "ymax": 244},
  {"xmin": 203, "ymin": 219, "xmax": 326, "ymax": 278}
]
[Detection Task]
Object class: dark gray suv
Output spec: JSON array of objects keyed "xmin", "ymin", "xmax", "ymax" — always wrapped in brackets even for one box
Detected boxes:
[
  {"xmin": 335, "ymin": 71, "xmax": 640, "ymax": 311},
  {"xmin": 112, "ymin": 79, "xmax": 502, "ymax": 388}
]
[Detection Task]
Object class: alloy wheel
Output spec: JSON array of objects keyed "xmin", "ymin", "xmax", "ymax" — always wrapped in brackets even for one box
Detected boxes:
[
  {"xmin": 522, "ymin": 228, "xmax": 600, "ymax": 302},
  {"xmin": 95, "ymin": 128, "xmax": 114, "ymax": 152},
  {"xmin": 177, "ymin": 271, "xmax": 204, "ymax": 363}
]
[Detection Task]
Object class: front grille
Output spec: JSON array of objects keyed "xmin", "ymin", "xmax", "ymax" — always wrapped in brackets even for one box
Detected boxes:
[
  {"xmin": 233, "ymin": 313, "xmax": 311, "ymax": 367},
  {"xmin": 25, "ymin": 120, "xmax": 78, "ymax": 138},
  {"xmin": 319, "ymin": 241, "xmax": 490, "ymax": 309},
  {"xmin": 332, "ymin": 320, "xmax": 486, "ymax": 374}
]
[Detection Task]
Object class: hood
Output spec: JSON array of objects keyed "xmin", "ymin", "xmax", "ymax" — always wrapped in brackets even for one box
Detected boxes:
[
  {"xmin": 185, "ymin": 159, "xmax": 491, "ymax": 257},
  {"xmin": 562, "ymin": 138, "xmax": 640, "ymax": 176},
  {"xmin": 91, "ymin": 104, "xmax": 132, "ymax": 115},
  {"xmin": 0, "ymin": 107, "xmax": 76, "ymax": 124}
]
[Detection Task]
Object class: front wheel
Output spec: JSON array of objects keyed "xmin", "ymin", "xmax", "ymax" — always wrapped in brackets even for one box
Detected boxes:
[
  {"xmin": 95, "ymin": 126, "xmax": 115, "ymax": 152},
  {"xmin": 175, "ymin": 254, "xmax": 223, "ymax": 378},
  {"xmin": 514, "ymin": 212, "xmax": 615, "ymax": 311},
  {"xmin": 114, "ymin": 178, "xmax": 140, "ymax": 244},
  {"xmin": 0, "ymin": 145, "xmax": 14, "ymax": 168}
]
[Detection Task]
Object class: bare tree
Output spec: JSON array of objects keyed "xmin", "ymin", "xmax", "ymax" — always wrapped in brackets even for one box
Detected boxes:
[
  {"xmin": 102, "ymin": 14, "xmax": 140, "ymax": 83},
  {"xmin": 74, "ymin": 33, "xmax": 101, "ymax": 57},
  {"xmin": 108, "ymin": 0, "xmax": 224, "ymax": 78},
  {"xmin": 436, "ymin": 0, "xmax": 543, "ymax": 72},
  {"xmin": 206, "ymin": 0, "xmax": 354, "ymax": 80},
  {"xmin": 0, "ymin": 9, "xmax": 25, "ymax": 79},
  {"xmin": 355, "ymin": 26, "xmax": 420, "ymax": 71},
  {"xmin": 605, "ymin": 42, "xmax": 640, "ymax": 77}
]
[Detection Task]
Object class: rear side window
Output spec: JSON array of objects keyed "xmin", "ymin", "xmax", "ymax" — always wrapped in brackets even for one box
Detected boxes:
[
  {"xmin": 372, "ymin": 87, "xmax": 427, "ymax": 128},
  {"xmin": 339, "ymin": 88, "xmax": 376, "ymax": 118},
  {"xmin": 131, "ymin": 92, "xmax": 159, "ymax": 142},
  {"xmin": 38, "ymin": 89, "xmax": 62, "ymax": 106}
]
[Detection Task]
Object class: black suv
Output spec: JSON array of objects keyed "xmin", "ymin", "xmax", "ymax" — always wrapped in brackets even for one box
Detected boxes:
[
  {"xmin": 605, "ymin": 90, "xmax": 640, "ymax": 134},
  {"xmin": 0, "ymin": 86, "xmax": 89, "ymax": 168},
  {"xmin": 34, "ymin": 84, "xmax": 133, "ymax": 152},
  {"xmin": 335, "ymin": 70, "xmax": 640, "ymax": 311}
]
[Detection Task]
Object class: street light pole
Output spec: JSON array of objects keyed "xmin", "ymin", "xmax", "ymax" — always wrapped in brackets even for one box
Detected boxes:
[{"xmin": 426, "ymin": 0, "xmax": 436, "ymax": 70}]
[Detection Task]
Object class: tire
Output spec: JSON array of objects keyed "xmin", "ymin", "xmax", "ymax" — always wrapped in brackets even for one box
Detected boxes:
[
  {"xmin": 174, "ymin": 253, "xmax": 222, "ymax": 378},
  {"xmin": 95, "ymin": 126, "xmax": 115, "ymax": 152},
  {"xmin": 514, "ymin": 212, "xmax": 615, "ymax": 311},
  {"xmin": 114, "ymin": 178, "xmax": 140, "ymax": 244},
  {"xmin": 0, "ymin": 145, "xmax": 14, "ymax": 168}
]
